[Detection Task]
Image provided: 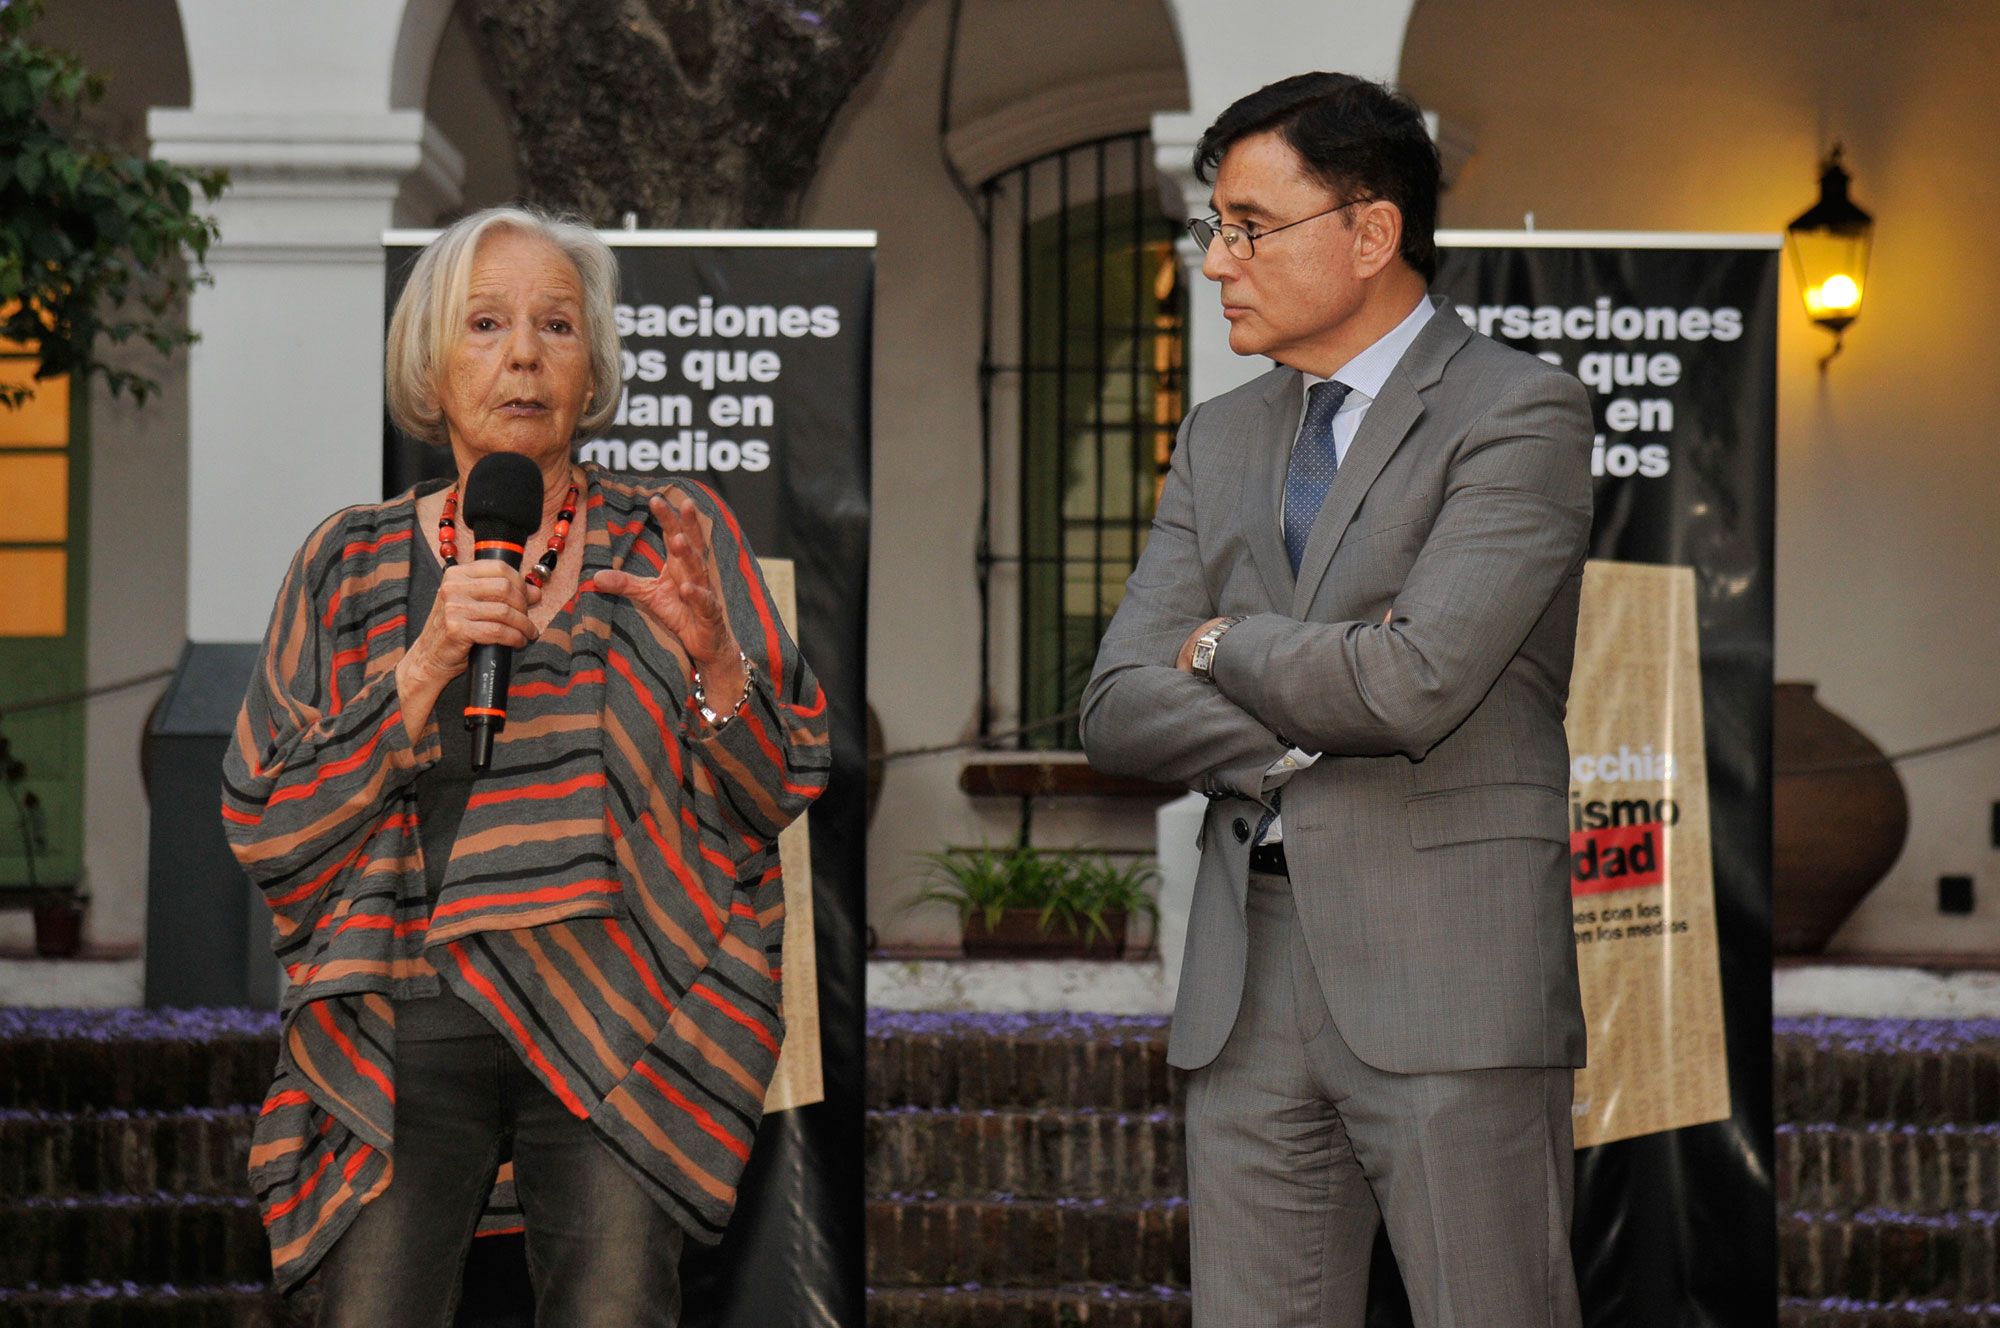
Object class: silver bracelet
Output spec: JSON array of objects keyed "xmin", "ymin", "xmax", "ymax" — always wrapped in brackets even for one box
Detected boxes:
[{"xmin": 692, "ymin": 653, "xmax": 755, "ymax": 729}]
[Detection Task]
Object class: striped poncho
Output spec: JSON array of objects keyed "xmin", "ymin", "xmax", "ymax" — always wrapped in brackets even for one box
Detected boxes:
[{"xmin": 220, "ymin": 467, "xmax": 830, "ymax": 1290}]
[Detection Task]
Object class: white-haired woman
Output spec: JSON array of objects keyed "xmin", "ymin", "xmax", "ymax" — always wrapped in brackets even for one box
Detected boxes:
[{"xmin": 222, "ymin": 206, "xmax": 830, "ymax": 1325}]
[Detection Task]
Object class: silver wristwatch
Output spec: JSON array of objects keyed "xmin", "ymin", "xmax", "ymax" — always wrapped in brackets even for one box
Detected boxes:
[{"xmin": 1189, "ymin": 617, "xmax": 1243, "ymax": 683}]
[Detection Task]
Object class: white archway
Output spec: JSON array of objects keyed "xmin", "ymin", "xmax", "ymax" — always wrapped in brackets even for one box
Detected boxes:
[
  {"xmin": 389, "ymin": 0, "xmax": 459, "ymax": 110},
  {"xmin": 153, "ymin": 0, "xmax": 465, "ymax": 641}
]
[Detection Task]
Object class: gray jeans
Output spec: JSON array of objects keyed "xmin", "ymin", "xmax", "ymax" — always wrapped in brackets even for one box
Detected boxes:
[{"xmin": 313, "ymin": 1027, "xmax": 684, "ymax": 1328}]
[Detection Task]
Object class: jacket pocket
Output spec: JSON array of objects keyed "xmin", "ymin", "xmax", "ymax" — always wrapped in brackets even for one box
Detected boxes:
[{"xmin": 1407, "ymin": 782, "xmax": 1568, "ymax": 849}]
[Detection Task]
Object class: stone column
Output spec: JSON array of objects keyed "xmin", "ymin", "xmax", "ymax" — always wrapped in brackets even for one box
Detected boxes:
[
  {"xmin": 150, "ymin": 0, "xmax": 465, "ymax": 640},
  {"xmin": 147, "ymin": 109, "xmax": 462, "ymax": 641}
]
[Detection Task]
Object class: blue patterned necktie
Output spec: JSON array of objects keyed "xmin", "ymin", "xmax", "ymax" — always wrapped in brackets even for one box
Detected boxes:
[{"xmin": 1283, "ymin": 380, "xmax": 1353, "ymax": 574}]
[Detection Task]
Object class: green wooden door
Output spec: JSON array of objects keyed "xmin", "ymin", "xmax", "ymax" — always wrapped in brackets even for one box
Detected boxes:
[{"xmin": 0, "ymin": 360, "xmax": 88, "ymax": 897}]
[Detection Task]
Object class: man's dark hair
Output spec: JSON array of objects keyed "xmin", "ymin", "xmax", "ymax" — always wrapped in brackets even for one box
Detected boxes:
[{"xmin": 1195, "ymin": 72, "xmax": 1440, "ymax": 282}]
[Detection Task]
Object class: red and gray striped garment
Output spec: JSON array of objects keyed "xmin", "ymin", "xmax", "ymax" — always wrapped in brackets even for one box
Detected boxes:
[{"xmin": 221, "ymin": 468, "xmax": 830, "ymax": 1290}]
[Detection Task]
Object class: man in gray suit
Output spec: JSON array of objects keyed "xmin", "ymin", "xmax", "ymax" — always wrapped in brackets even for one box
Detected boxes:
[{"xmin": 1080, "ymin": 73, "xmax": 1592, "ymax": 1327}]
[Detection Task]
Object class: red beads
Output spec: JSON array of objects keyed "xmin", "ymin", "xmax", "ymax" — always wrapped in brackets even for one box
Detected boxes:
[
  {"xmin": 438, "ymin": 488, "xmax": 460, "ymax": 563},
  {"xmin": 437, "ymin": 479, "xmax": 579, "ymax": 588}
]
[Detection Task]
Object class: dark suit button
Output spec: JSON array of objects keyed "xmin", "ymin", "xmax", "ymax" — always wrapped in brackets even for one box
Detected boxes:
[{"xmin": 1232, "ymin": 817, "xmax": 1250, "ymax": 843}]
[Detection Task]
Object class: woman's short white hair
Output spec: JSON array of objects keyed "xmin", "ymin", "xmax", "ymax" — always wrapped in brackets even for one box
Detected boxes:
[{"xmin": 385, "ymin": 205, "xmax": 622, "ymax": 447}]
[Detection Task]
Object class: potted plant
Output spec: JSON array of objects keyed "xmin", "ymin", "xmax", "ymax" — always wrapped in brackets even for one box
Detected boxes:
[
  {"xmin": 3, "ymin": 733, "xmax": 81, "ymax": 955},
  {"xmin": 913, "ymin": 846, "xmax": 1160, "ymax": 959},
  {"xmin": 31, "ymin": 884, "xmax": 85, "ymax": 958}
]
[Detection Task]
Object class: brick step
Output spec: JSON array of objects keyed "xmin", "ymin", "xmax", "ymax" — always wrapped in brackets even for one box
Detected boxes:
[
  {"xmin": 1781, "ymin": 1208, "xmax": 2000, "ymax": 1304},
  {"xmin": 867, "ymin": 1283, "xmax": 1190, "ymax": 1328},
  {"xmin": 1776, "ymin": 1019, "xmax": 2000, "ymax": 1128},
  {"xmin": 867, "ymin": 1107, "xmax": 1184, "ymax": 1200},
  {"xmin": 867, "ymin": 1012, "xmax": 1179, "ymax": 1112},
  {"xmin": 1, "ymin": 1009, "xmax": 1986, "ymax": 1121},
  {"xmin": 866, "ymin": 1015, "xmax": 2000, "ymax": 1120},
  {"xmin": 0, "ymin": 1195, "xmax": 269, "ymax": 1289},
  {"xmin": 865, "ymin": 1196, "xmax": 1188, "ymax": 1290},
  {"xmin": 1780, "ymin": 1299, "xmax": 2000, "ymax": 1327},
  {"xmin": 0, "ymin": 1107, "xmax": 257, "ymax": 1199},
  {"xmin": 0, "ymin": 1009, "xmax": 278, "ymax": 1113},
  {"xmin": 1779, "ymin": 1122, "xmax": 2000, "ymax": 1215},
  {"xmin": 0, "ymin": 1282, "xmax": 311, "ymax": 1328}
]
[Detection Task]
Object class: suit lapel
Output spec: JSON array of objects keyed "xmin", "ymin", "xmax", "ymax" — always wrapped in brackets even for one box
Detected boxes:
[
  {"xmin": 1289, "ymin": 301, "xmax": 1471, "ymax": 617},
  {"xmin": 1236, "ymin": 366, "xmax": 1303, "ymax": 610}
]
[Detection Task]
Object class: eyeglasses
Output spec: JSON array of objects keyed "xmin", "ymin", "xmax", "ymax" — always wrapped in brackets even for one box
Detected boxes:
[{"xmin": 1187, "ymin": 197, "xmax": 1378, "ymax": 260}]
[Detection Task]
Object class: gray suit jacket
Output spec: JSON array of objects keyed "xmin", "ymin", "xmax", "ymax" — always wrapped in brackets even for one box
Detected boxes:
[{"xmin": 1080, "ymin": 299, "xmax": 1593, "ymax": 1075}]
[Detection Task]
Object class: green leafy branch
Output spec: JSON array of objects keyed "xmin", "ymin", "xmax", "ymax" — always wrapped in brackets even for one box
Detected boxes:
[{"xmin": 0, "ymin": 0, "xmax": 225, "ymax": 407}]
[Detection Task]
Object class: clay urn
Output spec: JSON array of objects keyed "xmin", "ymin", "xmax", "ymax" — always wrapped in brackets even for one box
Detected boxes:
[{"xmin": 1772, "ymin": 681, "xmax": 1908, "ymax": 954}]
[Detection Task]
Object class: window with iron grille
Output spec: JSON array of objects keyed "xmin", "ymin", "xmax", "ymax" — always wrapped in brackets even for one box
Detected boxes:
[{"xmin": 978, "ymin": 132, "xmax": 1187, "ymax": 751}]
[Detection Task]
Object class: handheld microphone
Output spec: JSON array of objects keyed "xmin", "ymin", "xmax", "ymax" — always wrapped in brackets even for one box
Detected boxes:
[{"xmin": 460, "ymin": 452, "xmax": 544, "ymax": 771}]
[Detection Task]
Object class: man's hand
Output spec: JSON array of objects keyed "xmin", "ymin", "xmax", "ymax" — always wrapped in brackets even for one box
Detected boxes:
[{"xmin": 1177, "ymin": 617, "xmax": 1231, "ymax": 671}]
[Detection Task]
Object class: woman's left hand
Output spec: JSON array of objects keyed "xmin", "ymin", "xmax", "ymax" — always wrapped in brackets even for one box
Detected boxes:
[{"xmin": 595, "ymin": 491, "xmax": 747, "ymax": 707}]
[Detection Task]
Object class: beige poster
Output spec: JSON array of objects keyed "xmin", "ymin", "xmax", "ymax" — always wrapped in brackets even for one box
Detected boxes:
[
  {"xmin": 1565, "ymin": 560, "xmax": 1730, "ymax": 1148},
  {"xmin": 757, "ymin": 558, "xmax": 823, "ymax": 1113}
]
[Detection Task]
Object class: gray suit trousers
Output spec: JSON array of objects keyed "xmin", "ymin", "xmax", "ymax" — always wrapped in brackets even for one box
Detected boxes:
[{"xmin": 1184, "ymin": 871, "xmax": 1581, "ymax": 1328}]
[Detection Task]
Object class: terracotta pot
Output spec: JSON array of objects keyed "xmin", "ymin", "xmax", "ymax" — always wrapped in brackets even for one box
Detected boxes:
[
  {"xmin": 963, "ymin": 908, "xmax": 1127, "ymax": 959},
  {"xmin": 1772, "ymin": 681, "xmax": 1908, "ymax": 955},
  {"xmin": 32, "ymin": 901, "xmax": 85, "ymax": 958}
]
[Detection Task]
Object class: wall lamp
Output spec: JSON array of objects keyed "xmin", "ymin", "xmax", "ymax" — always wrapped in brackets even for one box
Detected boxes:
[{"xmin": 1785, "ymin": 144, "xmax": 1873, "ymax": 370}]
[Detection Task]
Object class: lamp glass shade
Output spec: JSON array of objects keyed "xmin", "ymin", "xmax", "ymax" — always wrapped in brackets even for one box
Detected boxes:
[
  {"xmin": 1786, "ymin": 150, "xmax": 1874, "ymax": 334},
  {"xmin": 1787, "ymin": 228, "xmax": 1870, "ymax": 331}
]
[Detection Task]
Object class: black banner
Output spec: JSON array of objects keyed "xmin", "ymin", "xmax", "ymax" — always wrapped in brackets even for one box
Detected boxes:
[
  {"xmin": 1366, "ymin": 238, "xmax": 1776, "ymax": 1328},
  {"xmin": 385, "ymin": 233, "xmax": 874, "ymax": 1328}
]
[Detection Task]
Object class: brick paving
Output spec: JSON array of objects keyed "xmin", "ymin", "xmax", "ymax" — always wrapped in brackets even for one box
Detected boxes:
[{"xmin": 0, "ymin": 1008, "xmax": 1994, "ymax": 1323}]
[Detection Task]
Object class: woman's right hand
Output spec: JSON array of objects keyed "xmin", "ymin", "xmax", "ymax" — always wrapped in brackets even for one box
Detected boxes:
[{"xmin": 395, "ymin": 561, "xmax": 541, "ymax": 738}]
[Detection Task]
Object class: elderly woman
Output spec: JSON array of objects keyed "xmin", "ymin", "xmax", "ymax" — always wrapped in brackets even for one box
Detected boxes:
[{"xmin": 221, "ymin": 206, "xmax": 829, "ymax": 1326}]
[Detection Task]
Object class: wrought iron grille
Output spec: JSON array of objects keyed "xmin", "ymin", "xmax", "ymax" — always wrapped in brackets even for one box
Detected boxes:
[{"xmin": 977, "ymin": 132, "xmax": 1187, "ymax": 751}]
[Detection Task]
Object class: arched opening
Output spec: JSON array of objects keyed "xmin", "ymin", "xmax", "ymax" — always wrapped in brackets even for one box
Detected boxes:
[
  {"xmin": 405, "ymin": 0, "xmax": 521, "ymax": 216},
  {"xmin": 32, "ymin": 0, "xmax": 190, "ymax": 131}
]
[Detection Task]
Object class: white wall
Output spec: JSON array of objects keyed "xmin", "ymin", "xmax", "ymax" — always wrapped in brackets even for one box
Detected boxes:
[
  {"xmin": 1402, "ymin": 0, "xmax": 2000, "ymax": 954},
  {"xmin": 75, "ymin": 342, "xmax": 192, "ymax": 952}
]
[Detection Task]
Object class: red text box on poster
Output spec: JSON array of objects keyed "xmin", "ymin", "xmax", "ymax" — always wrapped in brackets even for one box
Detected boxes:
[{"xmin": 1572, "ymin": 822, "xmax": 1666, "ymax": 896}]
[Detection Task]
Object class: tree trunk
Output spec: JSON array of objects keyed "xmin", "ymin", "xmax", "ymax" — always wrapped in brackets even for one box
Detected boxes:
[{"xmin": 463, "ymin": 0, "xmax": 911, "ymax": 227}]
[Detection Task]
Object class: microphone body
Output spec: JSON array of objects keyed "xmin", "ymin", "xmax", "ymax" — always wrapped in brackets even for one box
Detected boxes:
[
  {"xmin": 460, "ymin": 453, "xmax": 546, "ymax": 771},
  {"xmin": 464, "ymin": 537, "xmax": 524, "ymax": 770}
]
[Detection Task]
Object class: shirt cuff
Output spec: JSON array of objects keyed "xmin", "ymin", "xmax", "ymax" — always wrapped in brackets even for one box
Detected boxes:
[{"xmin": 1260, "ymin": 747, "xmax": 1321, "ymax": 790}]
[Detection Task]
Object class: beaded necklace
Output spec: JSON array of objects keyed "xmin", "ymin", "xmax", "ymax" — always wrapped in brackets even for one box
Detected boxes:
[{"xmin": 437, "ymin": 478, "xmax": 580, "ymax": 588}]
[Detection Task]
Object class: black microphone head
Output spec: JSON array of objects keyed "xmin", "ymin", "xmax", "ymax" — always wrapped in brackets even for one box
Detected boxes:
[{"xmin": 462, "ymin": 453, "xmax": 544, "ymax": 540}]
